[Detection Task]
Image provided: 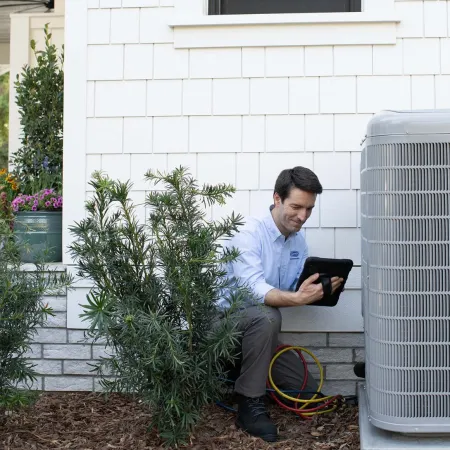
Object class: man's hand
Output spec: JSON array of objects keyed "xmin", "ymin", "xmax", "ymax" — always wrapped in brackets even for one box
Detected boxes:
[
  {"xmin": 264, "ymin": 274, "xmax": 344, "ymax": 308},
  {"xmin": 296, "ymin": 273, "xmax": 344, "ymax": 306},
  {"xmin": 331, "ymin": 276, "xmax": 344, "ymax": 294}
]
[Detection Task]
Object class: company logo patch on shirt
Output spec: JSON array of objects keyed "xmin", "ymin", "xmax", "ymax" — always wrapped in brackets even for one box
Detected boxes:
[{"xmin": 290, "ymin": 251, "xmax": 300, "ymax": 260}]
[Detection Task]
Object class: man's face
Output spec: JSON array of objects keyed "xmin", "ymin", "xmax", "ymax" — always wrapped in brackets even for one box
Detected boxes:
[{"xmin": 272, "ymin": 188, "xmax": 316, "ymax": 236}]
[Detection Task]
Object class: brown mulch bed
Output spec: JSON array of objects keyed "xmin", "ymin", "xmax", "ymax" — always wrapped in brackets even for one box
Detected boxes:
[{"xmin": 0, "ymin": 392, "xmax": 360, "ymax": 449}]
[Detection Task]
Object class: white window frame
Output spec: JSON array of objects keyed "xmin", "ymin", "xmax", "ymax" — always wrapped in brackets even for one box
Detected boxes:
[{"xmin": 170, "ymin": 0, "xmax": 399, "ymax": 49}]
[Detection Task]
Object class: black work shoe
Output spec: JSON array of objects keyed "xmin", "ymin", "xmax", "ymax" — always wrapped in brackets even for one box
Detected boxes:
[{"xmin": 235, "ymin": 396, "xmax": 278, "ymax": 442}]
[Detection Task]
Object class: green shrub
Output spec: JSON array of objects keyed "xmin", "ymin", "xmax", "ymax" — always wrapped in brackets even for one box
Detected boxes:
[
  {"xmin": 68, "ymin": 167, "xmax": 252, "ymax": 446},
  {"xmin": 0, "ymin": 218, "xmax": 72, "ymax": 411},
  {"xmin": 12, "ymin": 24, "xmax": 64, "ymax": 194}
]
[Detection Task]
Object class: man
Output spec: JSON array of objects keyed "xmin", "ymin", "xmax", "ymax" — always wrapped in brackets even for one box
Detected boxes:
[{"xmin": 222, "ymin": 166, "xmax": 343, "ymax": 442}]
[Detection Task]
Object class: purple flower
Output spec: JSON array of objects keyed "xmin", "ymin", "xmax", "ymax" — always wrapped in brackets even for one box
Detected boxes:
[{"xmin": 12, "ymin": 188, "xmax": 63, "ymax": 213}]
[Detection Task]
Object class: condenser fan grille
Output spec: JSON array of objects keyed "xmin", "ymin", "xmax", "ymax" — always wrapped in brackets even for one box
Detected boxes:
[
  {"xmin": 366, "ymin": 142, "xmax": 450, "ymax": 167},
  {"xmin": 372, "ymin": 391, "xmax": 450, "ymax": 419}
]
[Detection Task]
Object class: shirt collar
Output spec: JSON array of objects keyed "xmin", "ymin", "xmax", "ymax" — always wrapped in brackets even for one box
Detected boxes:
[{"xmin": 264, "ymin": 205, "xmax": 284, "ymax": 242}]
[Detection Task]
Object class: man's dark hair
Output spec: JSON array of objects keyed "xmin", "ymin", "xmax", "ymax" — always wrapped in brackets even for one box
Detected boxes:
[{"xmin": 274, "ymin": 166, "xmax": 323, "ymax": 202}]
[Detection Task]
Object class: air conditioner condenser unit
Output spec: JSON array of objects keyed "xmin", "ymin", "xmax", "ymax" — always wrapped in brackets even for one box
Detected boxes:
[{"xmin": 360, "ymin": 110, "xmax": 450, "ymax": 434}]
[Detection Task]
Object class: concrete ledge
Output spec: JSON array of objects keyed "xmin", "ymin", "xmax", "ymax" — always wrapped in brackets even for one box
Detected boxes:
[
  {"xmin": 20, "ymin": 263, "xmax": 67, "ymax": 272},
  {"xmin": 358, "ymin": 383, "xmax": 450, "ymax": 450}
]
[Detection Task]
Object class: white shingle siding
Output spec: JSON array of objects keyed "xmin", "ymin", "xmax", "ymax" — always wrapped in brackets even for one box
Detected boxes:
[{"xmin": 63, "ymin": 0, "xmax": 450, "ymax": 334}]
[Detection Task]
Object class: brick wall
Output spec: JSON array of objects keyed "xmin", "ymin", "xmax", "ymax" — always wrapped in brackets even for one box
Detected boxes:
[
  {"xmin": 28, "ymin": 286, "xmax": 364, "ymax": 395},
  {"xmin": 279, "ymin": 332, "xmax": 364, "ymax": 396},
  {"xmin": 26, "ymin": 289, "xmax": 107, "ymax": 392}
]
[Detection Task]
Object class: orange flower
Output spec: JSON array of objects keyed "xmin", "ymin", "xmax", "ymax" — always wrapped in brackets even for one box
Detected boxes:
[
  {"xmin": 0, "ymin": 168, "xmax": 6, "ymax": 176},
  {"xmin": 11, "ymin": 182, "xmax": 18, "ymax": 191}
]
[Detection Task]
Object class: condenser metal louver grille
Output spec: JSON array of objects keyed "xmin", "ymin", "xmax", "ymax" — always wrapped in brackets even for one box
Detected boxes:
[{"xmin": 361, "ymin": 110, "xmax": 450, "ymax": 433}]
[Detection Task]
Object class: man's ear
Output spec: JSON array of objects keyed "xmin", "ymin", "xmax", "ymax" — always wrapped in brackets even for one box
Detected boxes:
[{"xmin": 273, "ymin": 192, "xmax": 281, "ymax": 206}]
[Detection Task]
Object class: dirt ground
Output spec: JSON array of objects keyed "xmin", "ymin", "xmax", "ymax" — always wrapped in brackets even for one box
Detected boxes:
[{"xmin": 0, "ymin": 392, "xmax": 360, "ymax": 449}]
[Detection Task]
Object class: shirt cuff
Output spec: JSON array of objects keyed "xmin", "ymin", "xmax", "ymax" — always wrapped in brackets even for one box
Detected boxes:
[{"xmin": 253, "ymin": 281, "xmax": 276, "ymax": 303}]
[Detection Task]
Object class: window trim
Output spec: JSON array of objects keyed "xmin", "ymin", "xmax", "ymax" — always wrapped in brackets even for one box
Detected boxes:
[
  {"xmin": 208, "ymin": 0, "xmax": 362, "ymax": 15},
  {"xmin": 169, "ymin": 0, "xmax": 400, "ymax": 49}
]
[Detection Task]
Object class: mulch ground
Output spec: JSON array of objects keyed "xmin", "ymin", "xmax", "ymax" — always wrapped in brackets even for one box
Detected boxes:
[{"xmin": 0, "ymin": 392, "xmax": 360, "ymax": 449}]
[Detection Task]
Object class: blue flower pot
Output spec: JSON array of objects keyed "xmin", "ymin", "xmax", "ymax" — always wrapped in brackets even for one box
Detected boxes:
[{"xmin": 13, "ymin": 211, "xmax": 63, "ymax": 263}]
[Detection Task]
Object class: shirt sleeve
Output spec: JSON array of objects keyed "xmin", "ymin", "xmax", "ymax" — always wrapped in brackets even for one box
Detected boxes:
[
  {"xmin": 299, "ymin": 240, "xmax": 308, "ymax": 274},
  {"xmin": 228, "ymin": 229, "xmax": 275, "ymax": 303},
  {"xmin": 289, "ymin": 236, "xmax": 309, "ymax": 291}
]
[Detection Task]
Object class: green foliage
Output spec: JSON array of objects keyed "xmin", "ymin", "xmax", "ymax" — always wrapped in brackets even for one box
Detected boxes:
[
  {"xmin": 0, "ymin": 218, "xmax": 72, "ymax": 411},
  {"xmin": 12, "ymin": 24, "xmax": 64, "ymax": 195},
  {"xmin": 68, "ymin": 167, "xmax": 253, "ymax": 446},
  {"xmin": 0, "ymin": 169, "xmax": 19, "ymax": 228},
  {"xmin": 0, "ymin": 72, "xmax": 9, "ymax": 171}
]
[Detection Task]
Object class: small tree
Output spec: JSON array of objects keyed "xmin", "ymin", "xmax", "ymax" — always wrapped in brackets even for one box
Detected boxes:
[
  {"xmin": 12, "ymin": 24, "xmax": 64, "ymax": 194},
  {"xmin": 68, "ymin": 167, "xmax": 252, "ymax": 446},
  {"xmin": 0, "ymin": 218, "xmax": 72, "ymax": 411}
]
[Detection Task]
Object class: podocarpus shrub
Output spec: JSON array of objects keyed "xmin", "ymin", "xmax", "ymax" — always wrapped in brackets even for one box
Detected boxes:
[
  {"xmin": 68, "ymin": 167, "xmax": 253, "ymax": 446},
  {"xmin": 0, "ymin": 218, "xmax": 72, "ymax": 412}
]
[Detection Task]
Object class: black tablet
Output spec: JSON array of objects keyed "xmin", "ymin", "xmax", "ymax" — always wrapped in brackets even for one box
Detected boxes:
[{"xmin": 295, "ymin": 257, "xmax": 353, "ymax": 307}]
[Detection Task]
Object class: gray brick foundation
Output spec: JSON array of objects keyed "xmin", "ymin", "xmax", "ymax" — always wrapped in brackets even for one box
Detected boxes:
[
  {"xmin": 279, "ymin": 332, "xmax": 365, "ymax": 396},
  {"xmin": 27, "ymin": 291, "xmax": 365, "ymax": 396}
]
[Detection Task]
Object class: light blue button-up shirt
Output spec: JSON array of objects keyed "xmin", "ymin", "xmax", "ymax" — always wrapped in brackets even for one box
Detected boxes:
[{"xmin": 220, "ymin": 208, "xmax": 308, "ymax": 308}]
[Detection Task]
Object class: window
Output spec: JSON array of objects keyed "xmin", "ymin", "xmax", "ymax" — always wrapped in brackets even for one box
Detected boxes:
[{"xmin": 209, "ymin": 0, "xmax": 362, "ymax": 15}]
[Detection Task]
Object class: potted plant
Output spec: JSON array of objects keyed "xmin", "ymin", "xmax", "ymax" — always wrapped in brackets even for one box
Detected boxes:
[{"xmin": 11, "ymin": 189, "xmax": 62, "ymax": 263}]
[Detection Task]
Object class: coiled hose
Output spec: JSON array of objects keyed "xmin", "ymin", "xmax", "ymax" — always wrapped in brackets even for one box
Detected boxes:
[
  {"xmin": 267, "ymin": 344, "xmax": 341, "ymax": 419},
  {"xmin": 217, "ymin": 344, "xmax": 343, "ymax": 418}
]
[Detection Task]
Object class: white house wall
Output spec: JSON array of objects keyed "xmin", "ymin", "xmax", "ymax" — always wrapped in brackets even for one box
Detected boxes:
[{"xmin": 63, "ymin": 0, "xmax": 450, "ymax": 333}]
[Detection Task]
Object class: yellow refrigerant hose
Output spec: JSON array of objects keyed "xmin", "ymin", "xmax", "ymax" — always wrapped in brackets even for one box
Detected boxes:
[{"xmin": 267, "ymin": 345, "xmax": 342, "ymax": 418}]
